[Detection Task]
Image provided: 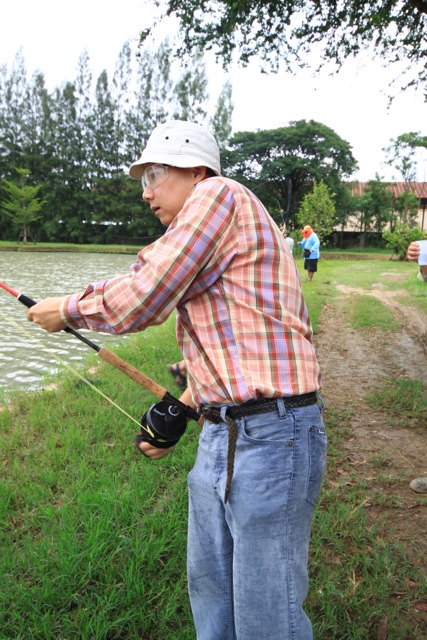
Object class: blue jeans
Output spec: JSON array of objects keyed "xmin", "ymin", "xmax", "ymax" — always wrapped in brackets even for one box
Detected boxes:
[{"xmin": 187, "ymin": 398, "xmax": 327, "ymax": 640}]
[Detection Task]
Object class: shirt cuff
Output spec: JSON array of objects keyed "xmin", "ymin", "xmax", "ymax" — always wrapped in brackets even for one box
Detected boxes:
[{"xmin": 60, "ymin": 293, "xmax": 85, "ymax": 326}]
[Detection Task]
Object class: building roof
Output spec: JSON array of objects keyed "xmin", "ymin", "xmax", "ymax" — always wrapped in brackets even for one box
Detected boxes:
[{"xmin": 351, "ymin": 181, "xmax": 427, "ymax": 199}]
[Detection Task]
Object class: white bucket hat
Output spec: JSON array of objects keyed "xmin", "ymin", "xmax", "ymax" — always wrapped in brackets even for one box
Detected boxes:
[{"xmin": 128, "ymin": 120, "xmax": 221, "ymax": 179}]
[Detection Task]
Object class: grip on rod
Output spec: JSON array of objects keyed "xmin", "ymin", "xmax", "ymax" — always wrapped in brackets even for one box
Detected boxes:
[{"xmin": 12, "ymin": 288, "xmax": 202, "ymax": 424}]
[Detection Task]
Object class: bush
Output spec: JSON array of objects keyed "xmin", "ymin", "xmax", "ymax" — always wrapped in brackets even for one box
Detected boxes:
[{"xmin": 382, "ymin": 222, "xmax": 426, "ymax": 259}]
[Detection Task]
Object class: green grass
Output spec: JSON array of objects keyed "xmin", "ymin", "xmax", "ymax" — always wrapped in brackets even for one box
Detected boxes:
[
  {"xmin": 298, "ymin": 255, "xmax": 427, "ymax": 329},
  {"xmin": 366, "ymin": 378, "xmax": 427, "ymax": 424},
  {"xmin": 1, "ymin": 256, "xmax": 426, "ymax": 639},
  {"xmin": 1, "ymin": 320, "xmax": 196, "ymax": 639},
  {"xmin": 346, "ymin": 294, "xmax": 403, "ymax": 330}
]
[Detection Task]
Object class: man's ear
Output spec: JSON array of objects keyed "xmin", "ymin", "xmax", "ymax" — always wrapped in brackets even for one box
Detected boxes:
[{"xmin": 192, "ymin": 166, "xmax": 208, "ymax": 183}]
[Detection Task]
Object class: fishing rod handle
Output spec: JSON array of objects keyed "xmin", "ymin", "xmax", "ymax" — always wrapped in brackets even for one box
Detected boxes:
[
  {"xmin": 98, "ymin": 347, "xmax": 203, "ymax": 426},
  {"xmin": 17, "ymin": 293, "xmax": 38, "ymax": 308},
  {"xmin": 13, "ymin": 288, "xmax": 202, "ymax": 425},
  {"xmin": 17, "ymin": 293, "xmax": 98, "ymax": 346},
  {"xmin": 98, "ymin": 346, "xmax": 168, "ymax": 398}
]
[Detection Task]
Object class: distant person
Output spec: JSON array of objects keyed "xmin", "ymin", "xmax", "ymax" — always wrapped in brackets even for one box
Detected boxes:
[
  {"xmin": 298, "ymin": 227, "xmax": 309, "ymax": 255},
  {"xmin": 407, "ymin": 240, "xmax": 427, "ymax": 282},
  {"xmin": 298, "ymin": 225, "xmax": 320, "ymax": 281},
  {"xmin": 284, "ymin": 232, "xmax": 295, "ymax": 254}
]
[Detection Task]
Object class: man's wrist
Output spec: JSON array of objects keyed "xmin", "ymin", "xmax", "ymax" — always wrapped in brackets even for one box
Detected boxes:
[{"xmin": 60, "ymin": 293, "xmax": 80, "ymax": 324}]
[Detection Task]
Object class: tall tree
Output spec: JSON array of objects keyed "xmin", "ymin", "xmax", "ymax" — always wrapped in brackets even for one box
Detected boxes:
[
  {"xmin": 351, "ymin": 175, "xmax": 394, "ymax": 246},
  {"xmin": 383, "ymin": 131, "xmax": 427, "ymax": 224},
  {"xmin": 90, "ymin": 69, "xmax": 120, "ymax": 239},
  {"xmin": 92, "ymin": 69, "xmax": 117, "ymax": 182},
  {"xmin": 225, "ymin": 120, "xmax": 357, "ymax": 228},
  {"xmin": 394, "ymin": 191, "xmax": 420, "ymax": 226},
  {"xmin": 0, "ymin": 50, "xmax": 28, "ymax": 178},
  {"xmin": 22, "ymin": 72, "xmax": 55, "ymax": 182},
  {"xmin": 0, "ymin": 168, "xmax": 45, "ymax": 242},
  {"xmin": 296, "ymin": 180, "xmax": 335, "ymax": 242},
  {"xmin": 48, "ymin": 81, "xmax": 93, "ymax": 242},
  {"xmin": 149, "ymin": 40, "xmax": 174, "ymax": 127},
  {"xmin": 383, "ymin": 131, "xmax": 427, "ymax": 183},
  {"xmin": 173, "ymin": 50, "xmax": 209, "ymax": 122},
  {"xmin": 112, "ymin": 41, "xmax": 133, "ymax": 174},
  {"xmin": 210, "ymin": 80, "xmax": 234, "ymax": 151},
  {"xmin": 124, "ymin": 44, "xmax": 166, "ymax": 163},
  {"xmin": 74, "ymin": 50, "xmax": 94, "ymax": 178},
  {"xmin": 142, "ymin": 1, "xmax": 427, "ymax": 95}
]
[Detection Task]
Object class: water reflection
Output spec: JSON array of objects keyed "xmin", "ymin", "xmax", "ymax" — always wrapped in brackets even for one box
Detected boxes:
[{"xmin": 0, "ymin": 251, "xmax": 138, "ymax": 394}]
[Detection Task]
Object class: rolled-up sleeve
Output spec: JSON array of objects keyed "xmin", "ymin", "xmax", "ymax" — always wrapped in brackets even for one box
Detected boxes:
[{"xmin": 60, "ymin": 179, "xmax": 236, "ymax": 334}]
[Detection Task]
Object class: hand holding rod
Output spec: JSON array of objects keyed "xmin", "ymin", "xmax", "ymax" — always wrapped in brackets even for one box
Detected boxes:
[{"xmin": 0, "ymin": 282, "xmax": 202, "ymax": 425}]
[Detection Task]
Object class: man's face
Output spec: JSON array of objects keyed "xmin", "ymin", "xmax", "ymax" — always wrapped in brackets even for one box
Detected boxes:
[{"xmin": 142, "ymin": 165, "xmax": 206, "ymax": 226}]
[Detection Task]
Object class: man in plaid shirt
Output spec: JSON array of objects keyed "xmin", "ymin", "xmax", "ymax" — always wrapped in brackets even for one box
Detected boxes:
[{"xmin": 28, "ymin": 120, "xmax": 327, "ymax": 640}]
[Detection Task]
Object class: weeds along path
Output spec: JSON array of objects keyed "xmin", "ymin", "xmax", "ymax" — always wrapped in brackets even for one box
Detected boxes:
[{"xmin": 313, "ymin": 285, "xmax": 427, "ymax": 630}]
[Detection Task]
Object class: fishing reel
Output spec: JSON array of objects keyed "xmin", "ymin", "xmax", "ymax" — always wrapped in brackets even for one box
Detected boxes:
[{"xmin": 136, "ymin": 400, "xmax": 188, "ymax": 449}]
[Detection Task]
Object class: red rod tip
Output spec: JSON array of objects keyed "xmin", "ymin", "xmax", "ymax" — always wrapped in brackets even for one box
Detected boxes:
[{"xmin": 0, "ymin": 281, "xmax": 20, "ymax": 297}]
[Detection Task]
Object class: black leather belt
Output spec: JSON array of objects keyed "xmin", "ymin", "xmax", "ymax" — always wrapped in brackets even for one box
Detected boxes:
[
  {"xmin": 200, "ymin": 392, "xmax": 318, "ymax": 503},
  {"xmin": 201, "ymin": 392, "xmax": 318, "ymax": 424}
]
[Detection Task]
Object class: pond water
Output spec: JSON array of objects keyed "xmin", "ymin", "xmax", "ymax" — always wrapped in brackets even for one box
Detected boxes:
[{"xmin": 0, "ymin": 251, "xmax": 139, "ymax": 395}]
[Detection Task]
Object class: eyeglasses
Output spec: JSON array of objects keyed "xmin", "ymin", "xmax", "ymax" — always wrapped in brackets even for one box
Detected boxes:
[{"xmin": 141, "ymin": 164, "xmax": 169, "ymax": 191}]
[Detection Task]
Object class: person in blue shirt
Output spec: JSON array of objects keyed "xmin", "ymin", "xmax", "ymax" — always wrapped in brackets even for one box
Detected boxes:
[{"xmin": 298, "ymin": 225, "xmax": 320, "ymax": 281}]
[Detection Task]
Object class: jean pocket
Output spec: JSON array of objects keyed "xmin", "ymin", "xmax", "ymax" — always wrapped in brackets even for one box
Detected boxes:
[
  {"xmin": 306, "ymin": 423, "xmax": 327, "ymax": 506},
  {"xmin": 242, "ymin": 412, "xmax": 295, "ymax": 445}
]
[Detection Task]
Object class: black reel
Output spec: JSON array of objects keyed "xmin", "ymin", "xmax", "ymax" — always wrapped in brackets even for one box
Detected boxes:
[{"xmin": 137, "ymin": 400, "xmax": 188, "ymax": 449}]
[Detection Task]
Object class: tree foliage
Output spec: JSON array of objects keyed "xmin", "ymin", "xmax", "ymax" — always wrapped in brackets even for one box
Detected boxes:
[
  {"xmin": 296, "ymin": 181, "xmax": 335, "ymax": 243},
  {"xmin": 383, "ymin": 221, "xmax": 426, "ymax": 259},
  {"xmin": 394, "ymin": 191, "xmax": 421, "ymax": 226},
  {"xmin": 350, "ymin": 175, "xmax": 394, "ymax": 246},
  {"xmin": 209, "ymin": 80, "xmax": 233, "ymax": 150},
  {"xmin": 1, "ymin": 168, "xmax": 45, "ymax": 242},
  {"xmin": 383, "ymin": 131, "xmax": 427, "ymax": 182},
  {"xmin": 143, "ymin": 1, "xmax": 427, "ymax": 94},
  {"xmin": 0, "ymin": 42, "xmax": 233, "ymax": 244},
  {"xmin": 223, "ymin": 120, "xmax": 357, "ymax": 228}
]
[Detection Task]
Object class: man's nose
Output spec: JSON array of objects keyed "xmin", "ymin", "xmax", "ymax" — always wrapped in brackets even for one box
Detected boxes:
[{"xmin": 142, "ymin": 186, "xmax": 154, "ymax": 201}]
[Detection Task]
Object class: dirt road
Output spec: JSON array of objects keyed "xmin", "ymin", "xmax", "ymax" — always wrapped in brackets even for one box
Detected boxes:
[{"xmin": 314, "ymin": 281, "xmax": 427, "ymax": 634}]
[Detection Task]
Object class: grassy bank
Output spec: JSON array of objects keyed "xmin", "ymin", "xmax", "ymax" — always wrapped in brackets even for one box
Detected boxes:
[
  {"xmin": 0, "ymin": 240, "xmax": 394, "ymax": 258},
  {"xmin": 0, "ymin": 241, "xmax": 141, "ymax": 254},
  {"xmin": 1, "ymin": 259, "xmax": 426, "ymax": 639}
]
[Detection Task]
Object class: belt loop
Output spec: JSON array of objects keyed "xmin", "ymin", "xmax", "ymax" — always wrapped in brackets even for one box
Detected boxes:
[
  {"xmin": 220, "ymin": 405, "xmax": 228, "ymax": 421},
  {"xmin": 317, "ymin": 393, "xmax": 325, "ymax": 412},
  {"xmin": 277, "ymin": 398, "xmax": 287, "ymax": 417}
]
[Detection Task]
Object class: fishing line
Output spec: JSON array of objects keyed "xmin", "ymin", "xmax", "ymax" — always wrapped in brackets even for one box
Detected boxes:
[{"xmin": 0, "ymin": 310, "xmax": 142, "ymax": 428}]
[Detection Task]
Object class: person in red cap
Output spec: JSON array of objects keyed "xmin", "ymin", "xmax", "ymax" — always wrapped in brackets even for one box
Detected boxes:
[
  {"xmin": 298, "ymin": 225, "xmax": 320, "ymax": 281},
  {"xmin": 27, "ymin": 120, "xmax": 326, "ymax": 640}
]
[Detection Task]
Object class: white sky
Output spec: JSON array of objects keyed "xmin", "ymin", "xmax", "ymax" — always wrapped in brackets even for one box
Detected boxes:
[{"xmin": 1, "ymin": 0, "xmax": 426, "ymax": 182}]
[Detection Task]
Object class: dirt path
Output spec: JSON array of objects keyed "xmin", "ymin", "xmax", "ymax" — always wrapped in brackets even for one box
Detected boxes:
[{"xmin": 313, "ymin": 281, "xmax": 427, "ymax": 632}]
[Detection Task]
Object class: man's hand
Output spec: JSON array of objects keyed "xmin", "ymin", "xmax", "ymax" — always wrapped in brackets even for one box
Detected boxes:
[
  {"xmin": 407, "ymin": 241, "xmax": 420, "ymax": 262},
  {"xmin": 27, "ymin": 297, "xmax": 67, "ymax": 333},
  {"xmin": 134, "ymin": 386, "xmax": 200, "ymax": 459},
  {"xmin": 136, "ymin": 441, "xmax": 173, "ymax": 460}
]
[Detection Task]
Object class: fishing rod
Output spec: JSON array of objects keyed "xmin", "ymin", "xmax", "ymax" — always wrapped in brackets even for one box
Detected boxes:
[{"xmin": 0, "ymin": 281, "xmax": 202, "ymax": 447}]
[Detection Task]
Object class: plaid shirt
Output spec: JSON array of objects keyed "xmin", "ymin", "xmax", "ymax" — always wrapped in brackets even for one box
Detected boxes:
[{"xmin": 61, "ymin": 177, "xmax": 321, "ymax": 405}]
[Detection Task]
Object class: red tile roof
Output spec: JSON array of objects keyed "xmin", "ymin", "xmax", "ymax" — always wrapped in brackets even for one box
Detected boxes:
[{"xmin": 351, "ymin": 182, "xmax": 427, "ymax": 199}]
